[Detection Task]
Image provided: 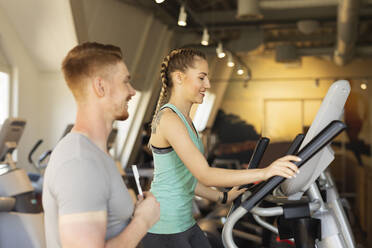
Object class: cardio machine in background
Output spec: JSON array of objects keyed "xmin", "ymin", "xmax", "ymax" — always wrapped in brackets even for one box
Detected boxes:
[
  {"xmin": 0, "ymin": 118, "xmax": 46, "ymax": 248},
  {"xmin": 223, "ymin": 80, "xmax": 356, "ymax": 248}
]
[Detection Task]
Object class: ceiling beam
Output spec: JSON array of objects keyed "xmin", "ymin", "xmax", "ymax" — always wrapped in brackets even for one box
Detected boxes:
[{"xmin": 196, "ymin": 7, "xmax": 372, "ymax": 27}]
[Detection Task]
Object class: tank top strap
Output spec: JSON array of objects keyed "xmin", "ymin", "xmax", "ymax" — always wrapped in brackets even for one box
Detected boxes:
[{"xmin": 160, "ymin": 103, "xmax": 198, "ymax": 141}]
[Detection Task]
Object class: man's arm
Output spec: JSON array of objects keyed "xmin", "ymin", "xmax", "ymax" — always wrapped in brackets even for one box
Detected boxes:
[
  {"xmin": 59, "ymin": 192, "xmax": 160, "ymax": 248},
  {"xmin": 59, "ymin": 211, "xmax": 106, "ymax": 248},
  {"xmin": 52, "ymin": 158, "xmax": 159, "ymax": 248}
]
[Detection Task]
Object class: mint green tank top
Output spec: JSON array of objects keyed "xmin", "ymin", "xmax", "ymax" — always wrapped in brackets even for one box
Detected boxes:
[{"xmin": 149, "ymin": 103, "xmax": 204, "ymax": 234}]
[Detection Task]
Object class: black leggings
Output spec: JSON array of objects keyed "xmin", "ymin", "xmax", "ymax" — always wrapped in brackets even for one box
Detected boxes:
[{"xmin": 141, "ymin": 224, "xmax": 212, "ymax": 248}]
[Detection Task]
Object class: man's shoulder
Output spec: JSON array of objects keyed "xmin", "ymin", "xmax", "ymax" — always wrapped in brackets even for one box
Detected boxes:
[
  {"xmin": 47, "ymin": 133, "xmax": 108, "ymax": 173},
  {"xmin": 52, "ymin": 133, "xmax": 101, "ymax": 160},
  {"xmin": 44, "ymin": 134, "xmax": 111, "ymax": 191}
]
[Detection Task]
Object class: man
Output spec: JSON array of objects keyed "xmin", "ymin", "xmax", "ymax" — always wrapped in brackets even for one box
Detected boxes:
[{"xmin": 42, "ymin": 42, "xmax": 160, "ymax": 248}]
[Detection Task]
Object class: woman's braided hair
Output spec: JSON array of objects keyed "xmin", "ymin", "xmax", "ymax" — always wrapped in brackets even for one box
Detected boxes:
[{"xmin": 151, "ymin": 48, "xmax": 206, "ymax": 132}]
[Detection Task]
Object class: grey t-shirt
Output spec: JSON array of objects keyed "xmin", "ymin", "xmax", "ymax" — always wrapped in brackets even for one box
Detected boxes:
[{"xmin": 42, "ymin": 132, "xmax": 134, "ymax": 248}]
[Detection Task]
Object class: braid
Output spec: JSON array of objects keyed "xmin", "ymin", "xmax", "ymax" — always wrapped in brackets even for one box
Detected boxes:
[
  {"xmin": 151, "ymin": 83, "xmax": 168, "ymax": 133},
  {"xmin": 151, "ymin": 54, "xmax": 170, "ymax": 133},
  {"xmin": 150, "ymin": 48, "xmax": 206, "ymax": 134}
]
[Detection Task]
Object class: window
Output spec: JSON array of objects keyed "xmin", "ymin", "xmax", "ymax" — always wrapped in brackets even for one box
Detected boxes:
[
  {"xmin": 114, "ymin": 91, "xmax": 142, "ymax": 161},
  {"xmin": 0, "ymin": 71, "xmax": 10, "ymax": 125},
  {"xmin": 193, "ymin": 91, "xmax": 216, "ymax": 132}
]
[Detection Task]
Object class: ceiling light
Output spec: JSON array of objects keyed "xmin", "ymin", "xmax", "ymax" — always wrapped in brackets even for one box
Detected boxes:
[
  {"xmin": 227, "ymin": 53, "xmax": 235, "ymax": 67},
  {"xmin": 155, "ymin": 0, "xmax": 165, "ymax": 3},
  {"xmin": 216, "ymin": 42, "xmax": 225, "ymax": 58},
  {"xmin": 178, "ymin": 5, "xmax": 187, "ymax": 27},
  {"xmin": 201, "ymin": 28, "xmax": 209, "ymax": 46},
  {"xmin": 361, "ymin": 83, "xmax": 367, "ymax": 90},
  {"xmin": 237, "ymin": 66, "xmax": 244, "ymax": 75}
]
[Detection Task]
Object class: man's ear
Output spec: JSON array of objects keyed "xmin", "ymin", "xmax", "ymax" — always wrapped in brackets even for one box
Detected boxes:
[{"xmin": 92, "ymin": 77, "xmax": 105, "ymax": 97}]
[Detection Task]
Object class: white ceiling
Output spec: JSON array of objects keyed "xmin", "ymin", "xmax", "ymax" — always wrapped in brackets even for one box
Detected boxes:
[{"xmin": 0, "ymin": 0, "xmax": 78, "ymax": 71}]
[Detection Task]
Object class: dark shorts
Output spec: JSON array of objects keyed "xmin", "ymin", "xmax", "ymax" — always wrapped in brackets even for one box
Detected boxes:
[{"xmin": 141, "ymin": 224, "xmax": 212, "ymax": 248}]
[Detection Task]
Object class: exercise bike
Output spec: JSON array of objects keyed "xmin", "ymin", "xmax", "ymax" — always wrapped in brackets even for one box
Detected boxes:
[{"xmin": 0, "ymin": 117, "xmax": 46, "ymax": 247}]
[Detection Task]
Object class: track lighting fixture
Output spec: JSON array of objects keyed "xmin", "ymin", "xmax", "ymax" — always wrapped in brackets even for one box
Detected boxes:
[
  {"xmin": 216, "ymin": 42, "xmax": 226, "ymax": 58},
  {"xmin": 237, "ymin": 65, "xmax": 244, "ymax": 75},
  {"xmin": 178, "ymin": 5, "xmax": 187, "ymax": 26},
  {"xmin": 201, "ymin": 28, "xmax": 209, "ymax": 46},
  {"xmin": 227, "ymin": 53, "xmax": 235, "ymax": 67}
]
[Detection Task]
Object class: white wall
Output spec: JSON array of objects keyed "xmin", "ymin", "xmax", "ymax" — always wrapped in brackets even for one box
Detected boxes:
[
  {"xmin": 0, "ymin": 6, "xmax": 41, "ymax": 171},
  {"xmin": 75, "ymin": 0, "xmax": 155, "ymax": 75},
  {"xmin": 38, "ymin": 72, "xmax": 76, "ymax": 150},
  {"xmin": 0, "ymin": 0, "xmax": 78, "ymax": 71},
  {"xmin": 0, "ymin": 4, "xmax": 76, "ymax": 172}
]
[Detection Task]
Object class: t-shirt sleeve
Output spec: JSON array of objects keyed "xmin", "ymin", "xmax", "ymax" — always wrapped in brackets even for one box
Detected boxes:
[{"xmin": 52, "ymin": 158, "xmax": 109, "ymax": 216}]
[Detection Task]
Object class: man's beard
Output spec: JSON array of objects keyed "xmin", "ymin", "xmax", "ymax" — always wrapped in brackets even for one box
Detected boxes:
[
  {"xmin": 114, "ymin": 99, "xmax": 130, "ymax": 121},
  {"xmin": 115, "ymin": 111, "xmax": 129, "ymax": 121}
]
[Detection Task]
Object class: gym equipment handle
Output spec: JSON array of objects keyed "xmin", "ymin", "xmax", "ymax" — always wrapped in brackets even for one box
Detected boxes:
[
  {"xmin": 28, "ymin": 139, "xmax": 43, "ymax": 164},
  {"xmin": 241, "ymin": 120, "xmax": 346, "ymax": 212},
  {"xmin": 248, "ymin": 137, "xmax": 270, "ymax": 169},
  {"xmin": 286, "ymin": 134, "xmax": 305, "ymax": 155},
  {"xmin": 232, "ymin": 137, "xmax": 269, "ymax": 212}
]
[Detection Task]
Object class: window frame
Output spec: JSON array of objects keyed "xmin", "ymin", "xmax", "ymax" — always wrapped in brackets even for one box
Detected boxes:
[{"xmin": 0, "ymin": 69, "xmax": 11, "ymax": 125}]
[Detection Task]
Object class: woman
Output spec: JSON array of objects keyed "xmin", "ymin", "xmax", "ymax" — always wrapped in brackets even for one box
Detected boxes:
[{"xmin": 142, "ymin": 48, "xmax": 300, "ymax": 248}]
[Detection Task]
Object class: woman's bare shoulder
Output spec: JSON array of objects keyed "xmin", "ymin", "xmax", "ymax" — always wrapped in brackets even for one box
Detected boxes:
[{"xmin": 151, "ymin": 108, "xmax": 181, "ymax": 135}]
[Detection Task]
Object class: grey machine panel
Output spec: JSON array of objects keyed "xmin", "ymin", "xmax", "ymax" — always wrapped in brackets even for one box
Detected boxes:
[
  {"xmin": 0, "ymin": 212, "xmax": 45, "ymax": 248},
  {"xmin": 0, "ymin": 117, "xmax": 46, "ymax": 248},
  {"xmin": 0, "ymin": 118, "xmax": 26, "ymax": 161},
  {"xmin": 280, "ymin": 80, "xmax": 350, "ymax": 199}
]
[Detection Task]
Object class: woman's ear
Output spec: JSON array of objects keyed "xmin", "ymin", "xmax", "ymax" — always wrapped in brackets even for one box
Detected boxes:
[
  {"xmin": 173, "ymin": 71, "xmax": 185, "ymax": 85},
  {"xmin": 92, "ymin": 77, "xmax": 105, "ymax": 97}
]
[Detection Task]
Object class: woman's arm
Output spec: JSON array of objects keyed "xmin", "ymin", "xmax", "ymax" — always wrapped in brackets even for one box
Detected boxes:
[
  {"xmin": 194, "ymin": 182, "xmax": 221, "ymax": 202},
  {"xmin": 159, "ymin": 112, "xmax": 300, "ymax": 187},
  {"xmin": 194, "ymin": 182, "xmax": 246, "ymax": 204}
]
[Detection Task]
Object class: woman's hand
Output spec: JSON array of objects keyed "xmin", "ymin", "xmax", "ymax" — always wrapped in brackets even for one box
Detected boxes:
[
  {"xmin": 226, "ymin": 186, "xmax": 247, "ymax": 204},
  {"xmin": 263, "ymin": 155, "xmax": 301, "ymax": 180}
]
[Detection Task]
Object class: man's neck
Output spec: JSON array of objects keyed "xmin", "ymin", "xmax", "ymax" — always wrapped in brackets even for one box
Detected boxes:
[{"xmin": 72, "ymin": 103, "xmax": 113, "ymax": 153}]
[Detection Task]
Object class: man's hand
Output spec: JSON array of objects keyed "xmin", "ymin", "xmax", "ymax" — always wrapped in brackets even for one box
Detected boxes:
[
  {"xmin": 105, "ymin": 192, "xmax": 160, "ymax": 248},
  {"xmin": 133, "ymin": 192, "xmax": 160, "ymax": 229}
]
